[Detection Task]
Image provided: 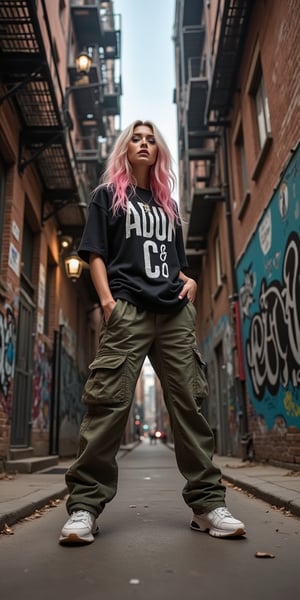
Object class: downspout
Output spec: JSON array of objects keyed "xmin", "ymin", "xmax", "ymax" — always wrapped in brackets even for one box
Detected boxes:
[
  {"xmin": 221, "ymin": 128, "xmax": 238, "ymax": 296},
  {"xmin": 49, "ymin": 324, "xmax": 63, "ymax": 455},
  {"xmin": 221, "ymin": 127, "xmax": 250, "ymax": 445}
]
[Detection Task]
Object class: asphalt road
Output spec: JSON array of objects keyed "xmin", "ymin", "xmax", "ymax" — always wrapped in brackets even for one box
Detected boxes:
[{"xmin": 1, "ymin": 442, "xmax": 299, "ymax": 600}]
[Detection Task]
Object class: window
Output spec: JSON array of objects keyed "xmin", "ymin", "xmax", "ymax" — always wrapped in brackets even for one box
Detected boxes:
[
  {"xmin": 246, "ymin": 52, "xmax": 273, "ymax": 180},
  {"xmin": 255, "ymin": 72, "xmax": 271, "ymax": 149},
  {"xmin": 215, "ymin": 233, "xmax": 222, "ymax": 288},
  {"xmin": 212, "ymin": 232, "xmax": 224, "ymax": 299},
  {"xmin": 21, "ymin": 221, "xmax": 34, "ymax": 281},
  {"xmin": 236, "ymin": 127, "xmax": 248, "ymax": 197},
  {"xmin": 21, "ymin": 220, "xmax": 34, "ymax": 298},
  {"xmin": 233, "ymin": 121, "xmax": 250, "ymax": 219}
]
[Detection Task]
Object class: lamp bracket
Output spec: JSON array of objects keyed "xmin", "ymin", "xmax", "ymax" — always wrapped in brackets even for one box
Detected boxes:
[
  {"xmin": 18, "ymin": 130, "xmax": 62, "ymax": 174},
  {"xmin": 0, "ymin": 65, "xmax": 44, "ymax": 106},
  {"xmin": 42, "ymin": 199, "xmax": 74, "ymax": 224}
]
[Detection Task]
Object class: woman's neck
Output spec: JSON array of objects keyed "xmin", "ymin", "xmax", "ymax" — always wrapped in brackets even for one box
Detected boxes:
[{"xmin": 132, "ymin": 167, "xmax": 150, "ymax": 190}]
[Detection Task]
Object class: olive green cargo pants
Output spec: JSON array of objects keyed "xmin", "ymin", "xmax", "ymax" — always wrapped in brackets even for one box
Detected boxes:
[{"xmin": 66, "ymin": 300, "xmax": 225, "ymax": 517}]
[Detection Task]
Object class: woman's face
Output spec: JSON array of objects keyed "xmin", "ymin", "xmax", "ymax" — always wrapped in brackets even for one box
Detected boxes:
[{"xmin": 127, "ymin": 124, "xmax": 158, "ymax": 169}]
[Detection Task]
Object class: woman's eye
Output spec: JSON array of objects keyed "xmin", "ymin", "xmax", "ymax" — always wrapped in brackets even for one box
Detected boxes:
[{"xmin": 131, "ymin": 135, "xmax": 156, "ymax": 144}]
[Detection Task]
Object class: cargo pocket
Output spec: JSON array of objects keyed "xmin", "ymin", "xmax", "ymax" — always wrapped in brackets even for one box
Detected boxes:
[
  {"xmin": 83, "ymin": 353, "xmax": 128, "ymax": 406},
  {"xmin": 192, "ymin": 346, "xmax": 209, "ymax": 404}
]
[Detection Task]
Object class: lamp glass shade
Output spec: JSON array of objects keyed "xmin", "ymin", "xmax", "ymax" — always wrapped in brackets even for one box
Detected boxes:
[
  {"xmin": 75, "ymin": 52, "xmax": 92, "ymax": 75},
  {"xmin": 64, "ymin": 253, "xmax": 83, "ymax": 281}
]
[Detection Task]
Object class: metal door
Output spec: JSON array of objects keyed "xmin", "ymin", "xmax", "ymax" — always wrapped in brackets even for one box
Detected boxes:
[{"xmin": 10, "ymin": 290, "xmax": 34, "ymax": 447}]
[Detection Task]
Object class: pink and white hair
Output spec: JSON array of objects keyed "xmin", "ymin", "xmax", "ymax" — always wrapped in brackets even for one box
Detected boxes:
[{"xmin": 101, "ymin": 120, "xmax": 177, "ymax": 221}]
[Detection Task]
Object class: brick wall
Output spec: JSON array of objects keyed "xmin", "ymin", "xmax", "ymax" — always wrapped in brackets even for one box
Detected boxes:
[
  {"xmin": 251, "ymin": 422, "xmax": 300, "ymax": 469},
  {"xmin": 0, "ymin": 409, "xmax": 10, "ymax": 460},
  {"xmin": 231, "ymin": 0, "xmax": 300, "ymax": 257},
  {"xmin": 226, "ymin": 0, "xmax": 300, "ymax": 466}
]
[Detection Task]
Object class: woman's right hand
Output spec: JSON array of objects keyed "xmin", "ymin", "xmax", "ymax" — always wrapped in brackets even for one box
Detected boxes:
[
  {"xmin": 89, "ymin": 255, "xmax": 116, "ymax": 323},
  {"xmin": 102, "ymin": 299, "xmax": 117, "ymax": 323}
]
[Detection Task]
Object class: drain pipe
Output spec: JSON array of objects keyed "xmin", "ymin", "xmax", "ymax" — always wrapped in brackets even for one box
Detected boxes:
[
  {"xmin": 221, "ymin": 128, "xmax": 238, "ymax": 295},
  {"xmin": 221, "ymin": 127, "xmax": 250, "ymax": 441},
  {"xmin": 49, "ymin": 324, "xmax": 63, "ymax": 455}
]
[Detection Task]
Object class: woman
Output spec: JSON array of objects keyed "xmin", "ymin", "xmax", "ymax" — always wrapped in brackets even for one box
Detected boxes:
[{"xmin": 59, "ymin": 120, "xmax": 245, "ymax": 544}]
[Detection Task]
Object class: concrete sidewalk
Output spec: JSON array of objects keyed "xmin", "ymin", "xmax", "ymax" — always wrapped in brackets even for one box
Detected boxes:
[{"xmin": 1, "ymin": 444, "xmax": 300, "ymax": 531}]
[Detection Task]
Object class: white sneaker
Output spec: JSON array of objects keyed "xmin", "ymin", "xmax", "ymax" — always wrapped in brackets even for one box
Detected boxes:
[
  {"xmin": 59, "ymin": 510, "xmax": 99, "ymax": 544},
  {"xmin": 190, "ymin": 507, "xmax": 246, "ymax": 538}
]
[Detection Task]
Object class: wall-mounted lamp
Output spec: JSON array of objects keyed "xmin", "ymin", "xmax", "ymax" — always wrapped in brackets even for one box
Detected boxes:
[
  {"xmin": 75, "ymin": 51, "xmax": 92, "ymax": 76},
  {"xmin": 64, "ymin": 249, "xmax": 83, "ymax": 283}
]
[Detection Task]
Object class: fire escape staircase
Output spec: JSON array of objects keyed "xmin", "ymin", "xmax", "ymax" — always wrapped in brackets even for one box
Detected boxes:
[
  {"xmin": 69, "ymin": 1, "xmax": 121, "ymax": 173},
  {"xmin": 206, "ymin": 0, "xmax": 254, "ymax": 116},
  {"xmin": 180, "ymin": 0, "xmax": 252, "ymax": 277},
  {"xmin": 0, "ymin": 0, "xmax": 85, "ymax": 226}
]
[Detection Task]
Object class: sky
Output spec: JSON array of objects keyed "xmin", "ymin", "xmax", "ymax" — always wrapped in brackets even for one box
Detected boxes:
[{"xmin": 113, "ymin": 0, "xmax": 178, "ymax": 189}]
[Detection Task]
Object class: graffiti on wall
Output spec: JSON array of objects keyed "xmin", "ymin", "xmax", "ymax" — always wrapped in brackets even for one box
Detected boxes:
[
  {"xmin": 59, "ymin": 311, "xmax": 77, "ymax": 360},
  {"xmin": 60, "ymin": 347, "xmax": 85, "ymax": 425},
  {"xmin": 237, "ymin": 145, "xmax": 300, "ymax": 430},
  {"xmin": 32, "ymin": 341, "xmax": 52, "ymax": 430},
  {"xmin": 58, "ymin": 347, "xmax": 85, "ymax": 455},
  {"xmin": 0, "ymin": 303, "xmax": 16, "ymax": 415}
]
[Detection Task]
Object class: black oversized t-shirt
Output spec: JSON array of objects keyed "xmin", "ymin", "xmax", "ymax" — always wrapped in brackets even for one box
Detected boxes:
[{"xmin": 78, "ymin": 185, "xmax": 189, "ymax": 314}]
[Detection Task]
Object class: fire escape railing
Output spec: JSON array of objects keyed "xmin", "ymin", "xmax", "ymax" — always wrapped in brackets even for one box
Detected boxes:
[
  {"xmin": 206, "ymin": 0, "xmax": 254, "ymax": 117},
  {"xmin": 0, "ymin": 0, "xmax": 79, "ymax": 206}
]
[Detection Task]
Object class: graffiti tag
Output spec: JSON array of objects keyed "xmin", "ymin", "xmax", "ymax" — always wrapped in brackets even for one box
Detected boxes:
[
  {"xmin": 239, "ymin": 264, "xmax": 255, "ymax": 320},
  {"xmin": 246, "ymin": 232, "xmax": 300, "ymax": 399},
  {"xmin": 0, "ymin": 304, "xmax": 16, "ymax": 412}
]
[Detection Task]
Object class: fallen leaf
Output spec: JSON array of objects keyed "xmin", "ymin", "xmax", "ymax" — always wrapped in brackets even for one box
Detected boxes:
[
  {"xmin": 0, "ymin": 473, "xmax": 15, "ymax": 481},
  {"xmin": 24, "ymin": 510, "xmax": 42, "ymax": 521},
  {"xmin": 255, "ymin": 551, "xmax": 275, "ymax": 558},
  {"xmin": 285, "ymin": 470, "xmax": 300, "ymax": 477},
  {"xmin": 45, "ymin": 499, "xmax": 61, "ymax": 508},
  {"xmin": 1, "ymin": 523, "xmax": 14, "ymax": 535}
]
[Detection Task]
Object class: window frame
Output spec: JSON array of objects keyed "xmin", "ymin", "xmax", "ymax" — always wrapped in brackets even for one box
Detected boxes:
[
  {"xmin": 233, "ymin": 117, "xmax": 251, "ymax": 220},
  {"xmin": 215, "ymin": 232, "xmax": 222, "ymax": 288},
  {"xmin": 245, "ymin": 46, "xmax": 273, "ymax": 181},
  {"xmin": 254, "ymin": 73, "xmax": 271, "ymax": 150}
]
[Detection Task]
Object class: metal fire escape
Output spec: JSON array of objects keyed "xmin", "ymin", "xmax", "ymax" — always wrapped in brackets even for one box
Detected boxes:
[
  {"xmin": 206, "ymin": 0, "xmax": 252, "ymax": 116},
  {"xmin": 0, "ymin": 0, "xmax": 121, "ymax": 236},
  {"xmin": 176, "ymin": 0, "xmax": 252, "ymax": 278},
  {"xmin": 0, "ymin": 0, "xmax": 84, "ymax": 228},
  {"xmin": 0, "ymin": 0, "xmax": 121, "ymax": 302},
  {"xmin": 69, "ymin": 0, "xmax": 121, "ymax": 170}
]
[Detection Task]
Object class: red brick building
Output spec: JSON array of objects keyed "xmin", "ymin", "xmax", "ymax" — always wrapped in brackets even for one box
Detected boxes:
[
  {"xmin": 174, "ymin": 0, "xmax": 300, "ymax": 466},
  {"xmin": 0, "ymin": 0, "xmax": 123, "ymax": 468}
]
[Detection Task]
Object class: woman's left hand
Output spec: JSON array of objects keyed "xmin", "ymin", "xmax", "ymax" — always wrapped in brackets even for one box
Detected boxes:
[{"xmin": 178, "ymin": 276, "xmax": 197, "ymax": 303}]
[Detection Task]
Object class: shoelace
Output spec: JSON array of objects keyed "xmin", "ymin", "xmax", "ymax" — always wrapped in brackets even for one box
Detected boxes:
[
  {"xmin": 213, "ymin": 507, "xmax": 232, "ymax": 518},
  {"xmin": 69, "ymin": 511, "xmax": 92, "ymax": 524}
]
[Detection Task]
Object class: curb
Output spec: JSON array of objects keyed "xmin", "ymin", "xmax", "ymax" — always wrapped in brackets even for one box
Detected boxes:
[
  {"xmin": 0, "ymin": 486, "xmax": 68, "ymax": 530},
  {"xmin": 222, "ymin": 472, "xmax": 300, "ymax": 518},
  {"xmin": 0, "ymin": 443, "xmax": 139, "ymax": 530}
]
